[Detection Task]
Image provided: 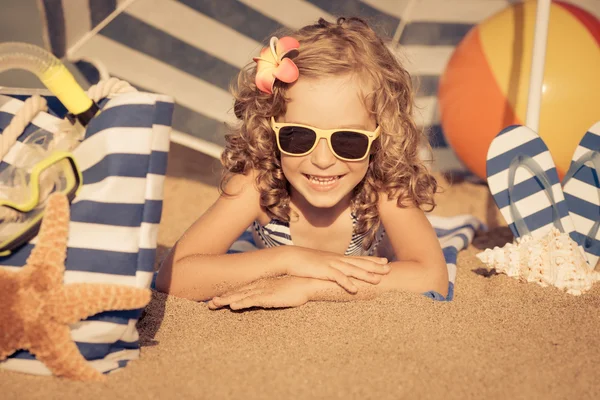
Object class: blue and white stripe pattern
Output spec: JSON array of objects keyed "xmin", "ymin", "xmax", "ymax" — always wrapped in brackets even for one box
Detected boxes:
[
  {"xmin": 563, "ymin": 122, "xmax": 600, "ymax": 268},
  {"xmin": 0, "ymin": 90, "xmax": 174, "ymax": 376},
  {"xmin": 232, "ymin": 214, "xmax": 483, "ymax": 301},
  {"xmin": 38, "ymin": 0, "xmax": 551, "ymax": 172},
  {"xmin": 253, "ymin": 214, "xmax": 386, "ymax": 256},
  {"xmin": 487, "ymin": 125, "xmax": 576, "ymax": 240}
]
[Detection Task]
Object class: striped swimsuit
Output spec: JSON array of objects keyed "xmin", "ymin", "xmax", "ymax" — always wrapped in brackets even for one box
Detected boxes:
[{"xmin": 252, "ymin": 213, "xmax": 387, "ymax": 256}]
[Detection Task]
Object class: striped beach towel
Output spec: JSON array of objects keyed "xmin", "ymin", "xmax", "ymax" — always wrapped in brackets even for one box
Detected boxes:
[{"xmin": 0, "ymin": 90, "xmax": 174, "ymax": 376}]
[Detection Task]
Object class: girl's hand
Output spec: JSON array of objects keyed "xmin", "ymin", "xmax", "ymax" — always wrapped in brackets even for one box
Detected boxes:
[
  {"xmin": 207, "ymin": 276, "xmax": 313, "ymax": 310},
  {"xmin": 283, "ymin": 247, "xmax": 391, "ymax": 293}
]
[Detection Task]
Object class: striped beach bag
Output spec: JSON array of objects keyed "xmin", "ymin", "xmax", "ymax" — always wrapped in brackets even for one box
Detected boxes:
[{"xmin": 0, "ymin": 83, "xmax": 174, "ymax": 376}]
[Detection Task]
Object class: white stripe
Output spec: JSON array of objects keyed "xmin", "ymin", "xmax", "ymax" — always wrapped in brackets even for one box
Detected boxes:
[
  {"xmin": 1, "ymin": 139, "xmax": 25, "ymax": 165},
  {"xmin": 145, "ymin": 174, "xmax": 166, "ymax": 201},
  {"xmin": 152, "ymin": 124, "xmax": 171, "ymax": 152},
  {"xmin": 139, "ymin": 222, "xmax": 159, "ymax": 249},
  {"xmin": 440, "ymin": 236, "xmax": 471, "ymax": 251},
  {"xmin": 70, "ymin": 318, "xmax": 138, "ymax": 344},
  {"xmin": 74, "ymin": 176, "xmax": 146, "ymax": 203},
  {"xmin": 427, "ymin": 214, "xmax": 481, "ymax": 230},
  {"xmin": 564, "ymin": 175, "xmax": 599, "ymax": 206},
  {"xmin": 239, "ymin": 0, "xmax": 336, "ymax": 29},
  {"xmin": 170, "ymin": 129, "xmax": 224, "ymax": 160},
  {"xmin": 409, "ymin": 0, "xmax": 509, "ymax": 23},
  {"xmin": 101, "ymin": 91, "xmax": 162, "ymax": 109},
  {"xmin": 487, "ymin": 153, "xmax": 557, "ymax": 195},
  {"xmin": 487, "ymin": 128, "xmax": 537, "ymax": 159},
  {"xmin": 68, "ymin": 222, "xmax": 140, "ymax": 252},
  {"xmin": 70, "ymin": 35, "xmax": 237, "ymax": 125},
  {"xmin": 438, "ymin": 226, "xmax": 477, "ymax": 243},
  {"xmin": 73, "ymin": 127, "xmax": 153, "ymax": 171},
  {"xmin": 396, "ymin": 45, "xmax": 454, "ymax": 75},
  {"xmin": 431, "ymin": 148, "xmax": 468, "ymax": 172},
  {"xmin": 414, "ymin": 95, "xmax": 438, "ymax": 127},
  {"xmin": 0, "ymin": 267, "xmax": 153, "ymax": 287},
  {"xmin": 526, "ymin": 215, "xmax": 576, "ymax": 238},
  {"xmin": 126, "ymin": 0, "xmax": 262, "ymax": 69},
  {"xmin": 61, "ymin": 0, "xmax": 92, "ymax": 49},
  {"xmin": 571, "ymin": 214, "xmax": 600, "ymax": 240},
  {"xmin": 0, "ymin": 349, "xmax": 140, "ymax": 376},
  {"xmin": 447, "ymin": 263, "xmax": 457, "ymax": 283},
  {"xmin": 497, "ymin": 184, "xmax": 567, "ymax": 223}
]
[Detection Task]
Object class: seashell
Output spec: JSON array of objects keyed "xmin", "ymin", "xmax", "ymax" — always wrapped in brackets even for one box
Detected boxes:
[{"xmin": 476, "ymin": 228, "xmax": 600, "ymax": 296}]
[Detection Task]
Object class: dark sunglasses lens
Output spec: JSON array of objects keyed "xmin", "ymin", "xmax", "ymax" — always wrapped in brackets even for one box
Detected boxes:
[
  {"xmin": 278, "ymin": 126, "xmax": 316, "ymax": 154},
  {"xmin": 331, "ymin": 131, "xmax": 369, "ymax": 159}
]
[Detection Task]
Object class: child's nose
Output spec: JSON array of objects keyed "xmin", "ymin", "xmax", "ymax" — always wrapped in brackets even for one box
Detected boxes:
[{"xmin": 310, "ymin": 138, "xmax": 337, "ymax": 169}]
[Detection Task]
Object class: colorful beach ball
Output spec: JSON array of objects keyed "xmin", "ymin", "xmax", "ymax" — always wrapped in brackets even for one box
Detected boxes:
[{"xmin": 438, "ymin": 0, "xmax": 600, "ymax": 181}]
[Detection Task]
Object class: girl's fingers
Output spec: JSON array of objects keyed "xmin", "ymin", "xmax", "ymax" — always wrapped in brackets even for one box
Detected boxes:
[
  {"xmin": 230, "ymin": 293, "xmax": 274, "ymax": 310},
  {"xmin": 342, "ymin": 257, "xmax": 391, "ymax": 275},
  {"xmin": 322, "ymin": 266, "xmax": 358, "ymax": 293},
  {"xmin": 331, "ymin": 261, "xmax": 382, "ymax": 285},
  {"xmin": 351, "ymin": 256, "xmax": 389, "ymax": 264},
  {"xmin": 212, "ymin": 289, "xmax": 258, "ymax": 307}
]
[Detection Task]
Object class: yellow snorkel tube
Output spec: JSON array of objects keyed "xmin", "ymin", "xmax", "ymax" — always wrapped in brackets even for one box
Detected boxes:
[{"xmin": 0, "ymin": 42, "xmax": 96, "ymax": 256}]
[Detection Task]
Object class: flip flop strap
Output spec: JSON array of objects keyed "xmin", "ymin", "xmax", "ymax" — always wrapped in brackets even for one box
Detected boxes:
[
  {"xmin": 562, "ymin": 150, "xmax": 600, "ymax": 250},
  {"xmin": 507, "ymin": 154, "xmax": 565, "ymax": 237}
]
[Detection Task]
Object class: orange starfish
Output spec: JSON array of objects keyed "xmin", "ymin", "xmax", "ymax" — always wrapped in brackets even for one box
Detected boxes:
[{"xmin": 0, "ymin": 193, "xmax": 151, "ymax": 381}]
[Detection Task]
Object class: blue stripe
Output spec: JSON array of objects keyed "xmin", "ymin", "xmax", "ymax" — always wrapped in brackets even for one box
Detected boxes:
[
  {"xmin": 85, "ymin": 308, "xmax": 144, "ymax": 324},
  {"xmin": 486, "ymin": 137, "xmax": 551, "ymax": 177},
  {"xmin": 434, "ymin": 222, "xmax": 480, "ymax": 238},
  {"xmin": 564, "ymin": 193, "xmax": 599, "ymax": 221},
  {"xmin": 83, "ymin": 154, "xmax": 150, "ymax": 184},
  {"xmin": 305, "ymin": 0, "xmax": 399, "ymax": 38},
  {"xmin": 442, "ymin": 247, "xmax": 457, "ymax": 265},
  {"xmin": 41, "ymin": 0, "xmax": 66, "ymax": 57},
  {"xmin": 143, "ymin": 200, "xmax": 163, "ymax": 224},
  {"xmin": 493, "ymin": 174, "xmax": 560, "ymax": 210},
  {"xmin": 89, "ymin": 0, "xmax": 116, "ymax": 28},
  {"xmin": 149, "ymin": 151, "xmax": 168, "ymax": 175},
  {"xmin": 137, "ymin": 247, "xmax": 157, "ymax": 273},
  {"xmin": 71, "ymin": 201, "xmax": 143, "ymax": 226},
  {"xmin": 497, "ymin": 124, "xmax": 520, "ymax": 136},
  {"xmin": 11, "ymin": 339, "xmax": 139, "ymax": 361},
  {"xmin": 99, "ymin": 13, "xmax": 240, "ymax": 92},
  {"xmin": 115, "ymin": 76, "xmax": 228, "ymax": 146},
  {"xmin": 579, "ymin": 131, "xmax": 600, "ymax": 151},
  {"xmin": 401, "ymin": 22, "xmax": 473, "ymax": 46},
  {"xmin": 0, "ymin": 244, "xmax": 142, "ymax": 276},
  {"xmin": 85, "ymin": 104, "xmax": 157, "ymax": 139},
  {"xmin": 427, "ymin": 125, "xmax": 447, "ymax": 148},
  {"xmin": 0, "ymin": 111, "xmax": 54, "ymax": 142},
  {"xmin": 570, "ymin": 232, "xmax": 600, "ymax": 257},
  {"xmin": 179, "ymin": 0, "xmax": 283, "ymax": 43},
  {"xmin": 155, "ymin": 101, "xmax": 175, "ymax": 126},
  {"xmin": 506, "ymin": 199, "xmax": 571, "ymax": 238},
  {"xmin": 262, "ymin": 227, "xmax": 292, "ymax": 242},
  {"xmin": 565, "ymin": 164, "xmax": 599, "ymax": 187},
  {"xmin": 414, "ymin": 75, "xmax": 439, "ymax": 97},
  {"xmin": 3, "ymin": 95, "xmax": 67, "ymax": 118}
]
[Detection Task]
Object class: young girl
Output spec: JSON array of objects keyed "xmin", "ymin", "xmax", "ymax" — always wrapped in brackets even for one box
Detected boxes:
[{"xmin": 155, "ymin": 17, "xmax": 449, "ymax": 309}]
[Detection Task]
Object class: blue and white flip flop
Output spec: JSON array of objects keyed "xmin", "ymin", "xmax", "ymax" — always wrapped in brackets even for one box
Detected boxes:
[
  {"xmin": 563, "ymin": 122, "xmax": 600, "ymax": 269},
  {"xmin": 486, "ymin": 125, "xmax": 576, "ymax": 240}
]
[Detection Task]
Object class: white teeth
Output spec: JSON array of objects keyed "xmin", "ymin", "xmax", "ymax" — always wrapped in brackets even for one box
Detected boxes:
[{"xmin": 307, "ymin": 175, "xmax": 338, "ymax": 185}]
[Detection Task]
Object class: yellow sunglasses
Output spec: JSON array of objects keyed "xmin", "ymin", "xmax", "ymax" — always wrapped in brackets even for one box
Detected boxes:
[
  {"xmin": 270, "ymin": 117, "xmax": 381, "ymax": 161},
  {"xmin": 0, "ymin": 151, "xmax": 82, "ymax": 256}
]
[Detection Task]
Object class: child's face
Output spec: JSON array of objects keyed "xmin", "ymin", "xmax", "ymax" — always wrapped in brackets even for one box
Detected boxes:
[{"xmin": 279, "ymin": 75, "xmax": 376, "ymax": 209}]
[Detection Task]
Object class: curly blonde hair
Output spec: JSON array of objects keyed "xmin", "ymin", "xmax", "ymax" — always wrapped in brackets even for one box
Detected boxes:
[{"xmin": 221, "ymin": 17, "xmax": 438, "ymax": 249}]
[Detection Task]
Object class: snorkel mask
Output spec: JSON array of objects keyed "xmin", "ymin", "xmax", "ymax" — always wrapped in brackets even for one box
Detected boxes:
[{"xmin": 0, "ymin": 42, "xmax": 98, "ymax": 256}]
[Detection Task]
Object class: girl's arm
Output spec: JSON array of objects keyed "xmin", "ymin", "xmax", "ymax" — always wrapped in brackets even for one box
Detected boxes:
[
  {"xmin": 155, "ymin": 172, "xmax": 286, "ymax": 300},
  {"xmin": 307, "ymin": 194, "xmax": 449, "ymax": 301}
]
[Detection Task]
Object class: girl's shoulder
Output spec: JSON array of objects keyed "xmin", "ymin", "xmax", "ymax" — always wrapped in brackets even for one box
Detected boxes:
[{"xmin": 222, "ymin": 170, "xmax": 271, "ymax": 225}]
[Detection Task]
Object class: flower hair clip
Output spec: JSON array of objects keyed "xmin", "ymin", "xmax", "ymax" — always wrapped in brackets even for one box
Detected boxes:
[{"xmin": 253, "ymin": 36, "xmax": 300, "ymax": 94}]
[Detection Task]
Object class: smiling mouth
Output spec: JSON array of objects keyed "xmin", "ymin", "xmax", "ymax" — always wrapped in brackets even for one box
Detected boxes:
[{"xmin": 303, "ymin": 174, "xmax": 345, "ymax": 185}]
